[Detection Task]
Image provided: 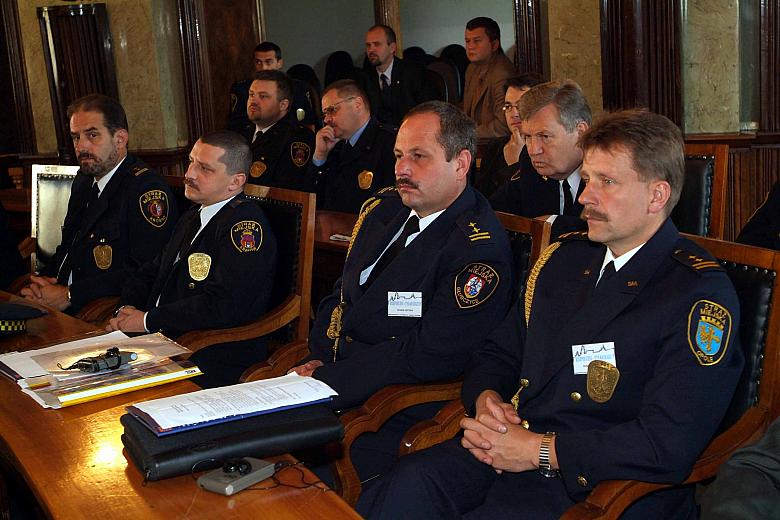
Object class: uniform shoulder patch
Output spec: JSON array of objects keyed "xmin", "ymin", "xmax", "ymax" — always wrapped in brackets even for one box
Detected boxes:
[
  {"xmin": 557, "ymin": 230, "xmax": 589, "ymax": 242},
  {"xmin": 687, "ymin": 299, "xmax": 733, "ymax": 366},
  {"xmin": 139, "ymin": 190, "xmax": 169, "ymax": 227},
  {"xmin": 673, "ymin": 249, "xmax": 724, "ymax": 272},
  {"xmin": 231, "ymin": 220, "xmax": 263, "ymax": 252},
  {"xmin": 132, "ymin": 166, "xmax": 150, "ymax": 177},
  {"xmin": 291, "ymin": 141, "xmax": 311, "ymax": 167},
  {"xmin": 454, "ymin": 262, "xmax": 500, "ymax": 309}
]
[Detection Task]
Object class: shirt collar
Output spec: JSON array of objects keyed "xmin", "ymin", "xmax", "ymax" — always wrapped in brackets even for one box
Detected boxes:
[
  {"xmin": 94, "ymin": 154, "xmax": 126, "ymax": 193},
  {"xmin": 563, "ymin": 167, "xmax": 581, "ymax": 198},
  {"xmin": 348, "ymin": 119, "xmax": 371, "ymax": 147},
  {"xmin": 377, "ymin": 57, "xmax": 394, "ymax": 79},
  {"xmin": 410, "ymin": 207, "xmax": 445, "ymax": 234},
  {"xmin": 601, "ymin": 241, "xmax": 646, "ymax": 274},
  {"xmin": 197, "ymin": 194, "xmax": 238, "ymax": 230}
]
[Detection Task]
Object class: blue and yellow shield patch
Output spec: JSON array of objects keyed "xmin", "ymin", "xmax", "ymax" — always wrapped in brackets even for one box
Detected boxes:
[
  {"xmin": 687, "ymin": 299, "xmax": 732, "ymax": 366},
  {"xmin": 230, "ymin": 220, "xmax": 263, "ymax": 252}
]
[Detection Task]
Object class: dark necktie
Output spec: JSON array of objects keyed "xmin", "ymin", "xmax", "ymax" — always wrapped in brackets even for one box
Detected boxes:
[
  {"xmin": 562, "ymin": 178, "xmax": 574, "ymax": 214},
  {"xmin": 363, "ymin": 216, "xmax": 420, "ymax": 289},
  {"xmin": 178, "ymin": 209, "xmax": 202, "ymax": 259},
  {"xmin": 596, "ymin": 261, "xmax": 616, "ymax": 287},
  {"xmin": 380, "ymin": 73, "xmax": 389, "ymax": 91},
  {"xmin": 253, "ymin": 130, "xmax": 261, "ymax": 144},
  {"xmin": 57, "ymin": 183, "xmax": 100, "ymax": 279},
  {"xmin": 86, "ymin": 182, "xmax": 100, "ymax": 209}
]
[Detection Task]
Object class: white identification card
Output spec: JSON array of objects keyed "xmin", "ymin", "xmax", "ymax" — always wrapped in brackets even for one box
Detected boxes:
[
  {"xmin": 387, "ymin": 291, "xmax": 423, "ymax": 317},
  {"xmin": 571, "ymin": 342, "xmax": 617, "ymax": 375}
]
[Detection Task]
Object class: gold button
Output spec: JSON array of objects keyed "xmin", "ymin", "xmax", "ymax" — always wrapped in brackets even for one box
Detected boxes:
[
  {"xmin": 520, "ymin": 378, "xmax": 529, "ymax": 388},
  {"xmin": 521, "ymin": 419, "xmax": 529, "ymax": 429},
  {"xmin": 345, "ymin": 336, "xmax": 353, "ymax": 343},
  {"xmin": 187, "ymin": 283, "xmax": 195, "ymax": 289},
  {"xmin": 577, "ymin": 476, "xmax": 589, "ymax": 487},
  {"xmin": 570, "ymin": 392, "xmax": 581, "ymax": 402}
]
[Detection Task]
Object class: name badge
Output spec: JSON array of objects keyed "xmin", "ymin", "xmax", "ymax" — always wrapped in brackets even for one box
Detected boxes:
[
  {"xmin": 388, "ymin": 291, "xmax": 422, "ymax": 317},
  {"xmin": 572, "ymin": 342, "xmax": 616, "ymax": 375}
]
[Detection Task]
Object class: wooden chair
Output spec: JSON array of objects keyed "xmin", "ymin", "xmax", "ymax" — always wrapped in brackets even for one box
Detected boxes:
[
  {"xmin": 242, "ymin": 212, "xmax": 552, "ymax": 506},
  {"xmin": 672, "ymin": 143, "xmax": 728, "ymax": 239},
  {"xmin": 176, "ymin": 185, "xmax": 315, "ymax": 364},
  {"xmin": 400, "ymin": 237, "xmax": 780, "ymax": 519}
]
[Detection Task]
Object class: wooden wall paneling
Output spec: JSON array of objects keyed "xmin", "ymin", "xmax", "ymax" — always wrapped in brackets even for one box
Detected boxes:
[
  {"xmin": 177, "ymin": 0, "xmax": 208, "ymax": 145},
  {"xmin": 760, "ymin": 0, "xmax": 780, "ymax": 131},
  {"xmin": 1, "ymin": 0, "xmax": 36, "ymax": 154},
  {"xmin": 374, "ymin": 0, "xmax": 402, "ymax": 50},
  {"xmin": 514, "ymin": 0, "xmax": 543, "ymax": 73}
]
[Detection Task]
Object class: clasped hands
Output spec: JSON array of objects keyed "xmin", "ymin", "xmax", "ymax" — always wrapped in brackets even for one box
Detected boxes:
[
  {"xmin": 21, "ymin": 275, "xmax": 70, "ymax": 311},
  {"xmin": 106, "ymin": 305, "xmax": 147, "ymax": 333},
  {"xmin": 460, "ymin": 390, "xmax": 546, "ymax": 474}
]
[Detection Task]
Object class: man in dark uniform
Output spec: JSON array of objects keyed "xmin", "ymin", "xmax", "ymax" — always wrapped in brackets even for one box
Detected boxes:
[
  {"xmin": 736, "ymin": 179, "xmax": 780, "ymax": 249},
  {"xmin": 244, "ymin": 70, "xmax": 315, "ymax": 191},
  {"xmin": 311, "ymin": 79, "xmax": 396, "ymax": 213},
  {"xmin": 109, "ymin": 130, "xmax": 277, "ymax": 387},
  {"xmin": 361, "ymin": 24, "xmax": 438, "ymax": 129},
  {"xmin": 227, "ymin": 41, "xmax": 316, "ymax": 132},
  {"xmin": 490, "ymin": 80, "xmax": 590, "ymax": 237},
  {"xmin": 359, "ymin": 110, "xmax": 744, "ymax": 519},
  {"xmin": 21, "ymin": 94, "xmax": 177, "ymax": 313},
  {"xmin": 292, "ymin": 101, "xmax": 513, "ymax": 483}
]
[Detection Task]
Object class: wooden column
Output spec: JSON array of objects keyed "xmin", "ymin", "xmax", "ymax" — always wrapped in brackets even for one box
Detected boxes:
[
  {"xmin": 760, "ymin": 0, "xmax": 780, "ymax": 131},
  {"xmin": 514, "ymin": 0, "xmax": 544, "ymax": 73},
  {"xmin": 0, "ymin": 0, "xmax": 35, "ymax": 154},
  {"xmin": 374, "ymin": 0, "xmax": 402, "ymax": 51}
]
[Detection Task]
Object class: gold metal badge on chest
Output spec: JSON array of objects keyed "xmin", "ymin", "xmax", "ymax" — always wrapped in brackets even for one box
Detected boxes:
[
  {"xmin": 250, "ymin": 161, "xmax": 267, "ymax": 178},
  {"xmin": 586, "ymin": 360, "xmax": 620, "ymax": 403},
  {"xmin": 188, "ymin": 252, "xmax": 212, "ymax": 281},
  {"xmin": 358, "ymin": 170, "xmax": 374, "ymax": 190},
  {"xmin": 93, "ymin": 245, "xmax": 112, "ymax": 270}
]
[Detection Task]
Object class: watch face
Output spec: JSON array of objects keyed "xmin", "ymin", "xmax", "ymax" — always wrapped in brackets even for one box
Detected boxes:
[{"xmin": 539, "ymin": 468, "xmax": 561, "ymax": 478}]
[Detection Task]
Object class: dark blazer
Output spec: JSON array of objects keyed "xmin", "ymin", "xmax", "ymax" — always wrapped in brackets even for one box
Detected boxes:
[
  {"xmin": 312, "ymin": 118, "xmax": 396, "ymax": 214},
  {"xmin": 361, "ymin": 57, "xmax": 438, "ymax": 129},
  {"xmin": 243, "ymin": 117, "xmax": 316, "ymax": 192},
  {"xmin": 308, "ymin": 186, "xmax": 513, "ymax": 410},
  {"xmin": 459, "ymin": 219, "xmax": 743, "ymax": 517},
  {"xmin": 43, "ymin": 154, "xmax": 178, "ymax": 311},
  {"xmin": 120, "ymin": 194, "xmax": 276, "ymax": 339},
  {"xmin": 737, "ymin": 179, "xmax": 780, "ymax": 250},
  {"xmin": 489, "ymin": 149, "xmax": 586, "ymax": 237}
]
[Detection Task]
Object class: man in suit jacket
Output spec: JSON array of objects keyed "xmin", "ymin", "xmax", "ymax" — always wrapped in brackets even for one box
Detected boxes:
[
  {"xmin": 490, "ymin": 80, "xmax": 591, "ymax": 237},
  {"xmin": 736, "ymin": 179, "xmax": 780, "ymax": 250},
  {"xmin": 310, "ymin": 79, "xmax": 396, "ymax": 213},
  {"xmin": 109, "ymin": 130, "xmax": 277, "ymax": 387},
  {"xmin": 463, "ymin": 17, "xmax": 517, "ymax": 139},
  {"xmin": 362, "ymin": 24, "xmax": 438, "ymax": 129},
  {"xmin": 21, "ymin": 94, "xmax": 177, "ymax": 313},
  {"xmin": 359, "ymin": 110, "xmax": 743, "ymax": 519},
  {"xmin": 293, "ymin": 101, "xmax": 513, "ymax": 483},
  {"xmin": 243, "ymin": 70, "xmax": 315, "ymax": 192}
]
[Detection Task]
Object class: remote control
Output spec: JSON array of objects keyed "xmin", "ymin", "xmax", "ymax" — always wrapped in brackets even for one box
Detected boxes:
[{"xmin": 197, "ymin": 458, "xmax": 276, "ymax": 496}]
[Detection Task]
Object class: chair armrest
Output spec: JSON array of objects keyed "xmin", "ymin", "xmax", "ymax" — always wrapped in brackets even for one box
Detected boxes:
[
  {"xmin": 399, "ymin": 399, "xmax": 465, "ymax": 457},
  {"xmin": 330, "ymin": 380, "xmax": 461, "ymax": 506},
  {"xmin": 7, "ymin": 273, "xmax": 30, "ymax": 295},
  {"xmin": 239, "ymin": 339, "xmax": 310, "ymax": 382},
  {"xmin": 176, "ymin": 294, "xmax": 301, "ymax": 353},
  {"xmin": 18, "ymin": 236, "xmax": 34, "ymax": 260},
  {"xmin": 75, "ymin": 296, "xmax": 119, "ymax": 326},
  {"xmin": 561, "ymin": 405, "xmax": 771, "ymax": 520}
]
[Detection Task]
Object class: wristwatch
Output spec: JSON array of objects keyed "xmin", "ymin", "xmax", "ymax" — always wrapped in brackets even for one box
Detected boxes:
[{"xmin": 539, "ymin": 432, "xmax": 560, "ymax": 478}]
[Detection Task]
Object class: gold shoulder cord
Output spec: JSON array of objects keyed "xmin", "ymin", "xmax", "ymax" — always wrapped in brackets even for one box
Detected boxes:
[
  {"xmin": 327, "ymin": 198, "xmax": 382, "ymax": 361},
  {"xmin": 510, "ymin": 241, "xmax": 561, "ymax": 411}
]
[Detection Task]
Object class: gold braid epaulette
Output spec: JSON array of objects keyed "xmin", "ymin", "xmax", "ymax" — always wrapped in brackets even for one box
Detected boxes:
[
  {"xmin": 524, "ymin": 242, "xmax": 561, "ymax": 326},
  {"xmin": 328, "ymin": 196, "xmax": 383, "ymax": 361}
]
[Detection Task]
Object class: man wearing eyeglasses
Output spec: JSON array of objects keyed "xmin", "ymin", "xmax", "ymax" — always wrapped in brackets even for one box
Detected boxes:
[
  {"xmin": 489, "ymin": 80, "xmax": 590, "ymax": 237},
  {"xmin": 311, "ymin": 79, "xmax": 396, "ymax": 213}
]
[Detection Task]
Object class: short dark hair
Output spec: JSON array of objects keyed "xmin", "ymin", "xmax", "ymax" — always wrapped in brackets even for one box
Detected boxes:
[
  {"xmin": 579, "ymin": 109, "xmax": 685, "ymax": 214},
  {"xmin": 368, "ymin": 24, "xmax": 396, "ymax": 45},
  {"xmin": 404, "ymin": 101, "xmax": 475, "ymax": 161},
  {"xmin": 254, "ymin": 41, "xmax": 282, "ymax": 60},
  {"xmin": 66, "ymin": 94, "xmax": 128, "ymax": 135},
  {"xmin": 252, "ymin": 70, "xmax": 293, "ymax": 102},
  {"xmin": 505, "ymin": 73, "xmax": 545, "ymax": 94},
  {"xmin": 323, "ymin": 79, "xmax": 370, "ymax": 113},
  {"xmin": 519, "ymin": 79, "xmax": 592, "ymax": 132},
  {"xmin": 466, "ymin": 17, "xmax": 500, "ymax": 42},
  {"xmin": 199, "ymin": 130, "xmax": 251, "ymax": 176}
]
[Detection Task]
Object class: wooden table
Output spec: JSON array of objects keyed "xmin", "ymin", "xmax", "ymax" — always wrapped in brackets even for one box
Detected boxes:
[
  {"xmin": 313, "ymin": 211, "xmax": 357, "ymax": 308},
  {"xmin": 0, "ymin": 293, "xmax": 360, "ymax": 519}
]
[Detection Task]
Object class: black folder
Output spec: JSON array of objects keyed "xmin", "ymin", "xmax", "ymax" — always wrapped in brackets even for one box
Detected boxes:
[{"xmin": 121, "ymin": 404, "xmax": 343, "ymax": 480}]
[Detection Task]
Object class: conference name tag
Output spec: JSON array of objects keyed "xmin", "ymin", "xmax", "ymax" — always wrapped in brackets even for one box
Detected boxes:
[
  {"xmin": 387, "ymin": 291, "xmax": 422, "ymax": 317},
  {"xmin": 571, "ymin": 342, "xmax": 616, "ymax": 375}
]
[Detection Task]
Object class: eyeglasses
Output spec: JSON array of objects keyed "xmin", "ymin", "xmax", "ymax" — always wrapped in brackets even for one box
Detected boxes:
[
  {"xmin": 322, "ymin": 96, "xmax": 356, "ymax": 118},
  {"xmin": 501, "ymin": 102, "xmax": 522, "ymax": 113}
]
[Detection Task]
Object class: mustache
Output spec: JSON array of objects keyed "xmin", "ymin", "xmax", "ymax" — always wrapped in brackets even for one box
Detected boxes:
[
  {"xmin": 580, "ymin": 207, "xmax": 607, "ymax": 222},
  {"xmin": 183, "ymin": 178, "xmax": 198, "ymax": 189},
  {"xmin": 78, "ymin": 153, "xmax": 97, "ymax": 161},
  {"xmin": 395, "ymin": 178, "xmax": 418, "ymax": 190}
]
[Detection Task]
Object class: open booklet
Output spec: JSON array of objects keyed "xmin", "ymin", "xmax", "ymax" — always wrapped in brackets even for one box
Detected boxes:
[
  {"xmin": 126, "ymin": 373, "xmax": 338, "ymax": 436},
  {"xmin": 0, "ymin": 331, "xmax": 201, "ymax": 408}
]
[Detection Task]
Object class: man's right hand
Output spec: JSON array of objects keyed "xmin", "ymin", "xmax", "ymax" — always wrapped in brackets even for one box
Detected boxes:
[
  {"xmin": 288, "ymin": 359, "xmax": 324, "ymax": 377},
  {"xmin": 21, "ymin": 275, "xmax": 58, "ymax": 300},
  {"xmin": 314, "ymin": 126, "xmax": 339, "ymax": 162}
]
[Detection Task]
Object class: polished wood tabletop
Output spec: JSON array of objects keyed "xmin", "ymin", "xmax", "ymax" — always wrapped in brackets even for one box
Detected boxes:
[
  {"xmin": 0, "ymin": 292, "xmax": 360, "ymax": 519},
  {"xmin": 314, "ymin": 210, "xmax": 357, "ymax": 253}
]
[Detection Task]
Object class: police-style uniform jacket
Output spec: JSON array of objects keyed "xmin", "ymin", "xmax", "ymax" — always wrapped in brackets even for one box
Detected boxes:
[
  {"xmin": 43, "ymin": 154, "xmax": 177, "ymax": 311},
  {"xmin": 311, "ymin": 118, "xmax": 396, "ymax": 214},
  {"xmin": 308, "ymin": 186, "xmax": 513, "ymax": 410},
  {"xmin": 459, "ymin": 219, "xmax": 744, "ymax": 517},
  {"xmin": 243, "ymin": 117, "xmax": 315, "ymax": 192},
  {"xmin": 489, "ymin": 149, "xmax": 586, "ymax": 237},
  {"xmin": 119, "ymin": 194, "xmax": 277, "ymax": 339},
  {"xmin": 736, "ymin": 179, "xmax": 780, "ymax": 250},
  {"xmin": 228, "ymin": 77, "xmax": 317, "ymax": 132}
]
